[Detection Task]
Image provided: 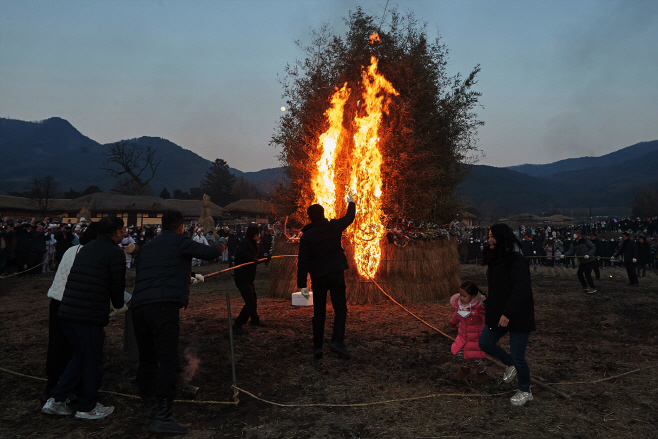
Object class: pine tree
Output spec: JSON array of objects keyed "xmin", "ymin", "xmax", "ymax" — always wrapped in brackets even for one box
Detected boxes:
[
  {"xmin": 200, "ymin": 159, "xmax": 236, "ymax": 207},
  {"xmin": 160, "ymin": 188, "xmax": 171, "ymax": 199},
  {"xmin": 271, "ymin": 7, "xmax": 483, "ymax": 222}
]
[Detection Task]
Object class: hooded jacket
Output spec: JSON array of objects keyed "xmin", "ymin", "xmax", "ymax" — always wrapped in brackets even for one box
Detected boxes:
[
  {"xmin": 448, "ymin": 293, "xmax": 487, "ymax": 359},
  {"xmin": 297, "ymin": 202, "xmax": 356, "ymax": 288}
]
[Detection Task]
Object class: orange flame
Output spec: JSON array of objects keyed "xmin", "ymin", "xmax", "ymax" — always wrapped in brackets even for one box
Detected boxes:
[
  {"xmin": 312, "ymin": 83, "xmax": 350, "ymax": 219},
  {"xmin": 309, "ymin": 57, "xmax": 396, "ymax": 279},
  {"xmin": 349, "ymin": 57, "xmax": 398, "ymax": 278},
  {"xmin": 369, "ymin": 33, "xmax": 381, "ymax": 44}
]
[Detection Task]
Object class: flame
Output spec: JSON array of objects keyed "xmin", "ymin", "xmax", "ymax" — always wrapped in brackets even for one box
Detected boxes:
[
  {"xmin": 312, "ymin": 83, "xmax": 350, "ymax": 219},
  {"xmin": 369, "ymin": 33, "xmax": 381, "ymax": 44},
  {"xmin": 309, "ymin": 57, "xmax": 396, "ymax": 279},
  {"xmin": 348, "ymin": 57, "xmax": 398, "ymax": 278}
]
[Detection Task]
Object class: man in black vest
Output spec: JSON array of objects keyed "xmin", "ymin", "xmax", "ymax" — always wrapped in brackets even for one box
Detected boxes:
[
  {"xmin": 131, "ymin": 210, "xmax": 223, "ymax": 434},
  {"xmin": 297, "ymin": 195, "xmax": 356, "ymax": 360}
]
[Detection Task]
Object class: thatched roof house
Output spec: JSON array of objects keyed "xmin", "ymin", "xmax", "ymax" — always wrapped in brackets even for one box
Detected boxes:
[
  {"xmin": 223, "ymin": 199, "xmax": 275, "ymax": 222},
  {"xmin": 59, "ymin": 193, "xmax": 227, "ymax": 226},
  {"xmin": 0, "ymin": 195, "xmax": 69, "ymax": 219},
  {"xmin": 539, "ymin": 214, "xmax": 573, "ymax": 225}
]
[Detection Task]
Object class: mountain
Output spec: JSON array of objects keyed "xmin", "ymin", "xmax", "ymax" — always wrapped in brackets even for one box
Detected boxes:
[
  {"xmin": 1, "ymin": 117, "xmax": 656, "ymax": 216},
  {"xmin": 505, "ymin": 140, "xmax": 658, "ymax": 177},
  {"xmin": 0, "ymin": 117, "xmax": 281, "ymax": 195}
]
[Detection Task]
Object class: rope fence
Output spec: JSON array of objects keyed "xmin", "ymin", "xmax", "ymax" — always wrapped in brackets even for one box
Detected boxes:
[{"xmin": 2, "ymin": 252, "xmax": 656, "ymax": 408}]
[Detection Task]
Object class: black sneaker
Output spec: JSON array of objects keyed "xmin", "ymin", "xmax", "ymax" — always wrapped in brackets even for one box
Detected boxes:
[
  {"xmin": 329, "ymin": 342, "xmax": 351, "ymax": 360},
  {"xmin": 314, "ymin": 348, "xmax": 323, "ymax": 360},
  {"xmin": 232, "ymin": 327, "xmax": 248, "ymax": 336}
]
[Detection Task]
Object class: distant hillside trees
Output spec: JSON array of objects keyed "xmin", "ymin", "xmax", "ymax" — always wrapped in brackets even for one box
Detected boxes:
[
  {"xmin": 160, "ymin": 188, "xmax": 171, "ymax": 199},
  {"xmin": 103, "ymin": 140, "xmax": 161, "ymax": 195},
  {"xmin": 26, "ymin": 176, "xmax": 58, "ymax": 218},
  {"xmin": 233, "ymin": 176, "xmax": 262, "ymax": 200},
  {"xmin": 632, "ymin": 189, "xmax": 658, "ymax": 218},
  {"xmin": 200, "ymin": 159, "xmax": 236, "ymax": 206}
]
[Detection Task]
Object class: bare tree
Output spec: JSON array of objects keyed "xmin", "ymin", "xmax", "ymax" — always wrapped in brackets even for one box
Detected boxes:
[
  {"xmin": 102, "ymin": 140, "xmax": 161, "ymax": 195},
  {"xmin": 26, "ymin": 176, "xmax": 58, "ymax": 218}
]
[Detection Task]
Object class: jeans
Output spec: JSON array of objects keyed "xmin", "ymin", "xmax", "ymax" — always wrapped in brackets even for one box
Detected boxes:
[
  {"xmin": 51, "ymin": 321, "xmax": 105, "ymax": 412},
  {"xmin": 479, "ymin": 326, "xmax": 531, "ymax": 392},
  {"xmin": 132, "ymin": 303, "xmax": 181, "ymax": 400},
  {"xmin": 311, "ymin": 271, "xmax": 348, "ymax": 349}
]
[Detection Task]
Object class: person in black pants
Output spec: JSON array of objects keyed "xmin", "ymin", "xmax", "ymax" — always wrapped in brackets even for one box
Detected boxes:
[
  {"xmin": 297, "ymin": 195, "xmax": 356, "ymax": 360},
  {"xmin": 589, "ymin": 233, "xmax": 602, "ymax": 280},
  {"xmin": 42, "ymin": 217, "xmax": 126, "ymax": 420},
  {"xmin": 131, "ymin": 210, "xmax": 222, "ymax": 434},
  {"xmin": 612, "ymin": 232, "xmax": 639, "ymax": 286},
  {"xmin": 232, "ymin": 225, "xmax": 261, "ymax": 334}
]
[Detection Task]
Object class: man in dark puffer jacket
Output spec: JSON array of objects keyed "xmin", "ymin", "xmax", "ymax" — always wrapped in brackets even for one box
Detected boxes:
[
  {"xmin": 42, "ymin": 216, "xmax": 126, "ymax": 420},
  {"xmin": 131, "ymin": 210, "xmax": 223, "ymax": 434}
]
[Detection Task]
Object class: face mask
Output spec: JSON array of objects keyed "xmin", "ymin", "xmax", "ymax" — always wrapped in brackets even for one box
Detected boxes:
[
  {"xmin": 573, "ymin": 234, "xmax": 577, "ymax": 239},
  {"xmin": 457, "ymin": 310, "xmax": 471, "ymax": 318}
]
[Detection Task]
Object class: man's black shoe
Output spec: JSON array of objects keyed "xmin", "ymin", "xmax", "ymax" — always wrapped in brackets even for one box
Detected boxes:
[
  {"xmin": 314, "ymin": 348, "xmax": 323, "ymax": 360},
  {"xmin": 249, "ymin": 320, "xmax": 263, "ymax": 327},
  {"xmin": 232, "ymin": 327, "xmax": 249, "ymax": 335},
  {"xmin": 329, "ymin": 342, "xmax": 351, "ymax": 360}
]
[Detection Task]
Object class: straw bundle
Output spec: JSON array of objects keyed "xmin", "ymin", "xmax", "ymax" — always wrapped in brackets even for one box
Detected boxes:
[{"xmin": 266, "ymin": 237, "xmax": 460, "ymax": 304}]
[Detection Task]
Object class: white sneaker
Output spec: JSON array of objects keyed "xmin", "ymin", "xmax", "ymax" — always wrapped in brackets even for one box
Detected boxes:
[
  {"xmin": 588, "ymin": 288, "xmax": 597, "ymax": 294},
  {"xmin": 510, "ymin": 389, "xmax": 533, "ymax": 406},
  {"xmin": 42, "ymin": 398, "xmax": 72, "ymax": 416},
  {"xmin": 503, "ymin": 365, "xmax": 517, "ymax": 383},
  {"xmin": 74, "ymin": 402, "xmax": 114, "ymax": 420}
]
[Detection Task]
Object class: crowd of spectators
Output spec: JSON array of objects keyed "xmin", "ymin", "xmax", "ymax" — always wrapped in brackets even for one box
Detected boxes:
[{"xmin": 0, "ymin": 216, "xmax": 274, "ymax": 277}]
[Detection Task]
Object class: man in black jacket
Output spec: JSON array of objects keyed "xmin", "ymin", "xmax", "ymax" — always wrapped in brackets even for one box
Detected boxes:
[
  {"xmin": 297, "ymin": 196, "xmax": 356, "ymax": 360},
  {"xmin": 131, "ymin": 210, "xmax": 223, "ymax": 434},
  {"xmin": 42, "ymin": 216, "xmax": 126, "ymax": 420},
  {"xmin": 613, "ymin": 232, "xmax": 639, "ymax": 286},
  {"xmin": 232, "ymin": 225, "xmax": 261, "ymax": 335}
]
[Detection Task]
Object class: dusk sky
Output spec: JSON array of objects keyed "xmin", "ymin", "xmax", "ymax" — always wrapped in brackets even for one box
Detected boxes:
[{"xmin": 1, "ymin": 0, "xmax": 657, "ymax": 172}]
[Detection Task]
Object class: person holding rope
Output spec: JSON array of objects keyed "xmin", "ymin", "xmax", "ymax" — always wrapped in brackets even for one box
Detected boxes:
[
  {"xmin": 42, "ymin": 216, "xmax": 126, "ymax": 420},
  {"xmin": 611, "ymin": 232, "xmax": 639, "ymax": 286},
  {"xmin": 560, "ymin": 229, "xmax": 597, "ymax": 294},
  {"xmin": 231, "ymin": 224, "xmax": 262, "ymax": 335},
  {"xmin": 130, "ymin": 210, "xmax": 224, "ymax": 435},
  {"xmin": 297, "ymin": 194, "xmax": 356, "ymax": 360},
  {"xmin": 479, "ymin": 223, "xmax": 536, "ymax": 407}
]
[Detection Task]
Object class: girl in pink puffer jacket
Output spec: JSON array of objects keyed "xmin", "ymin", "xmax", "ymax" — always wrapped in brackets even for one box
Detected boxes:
[{"xmin": 448, "ymin": 280, "xmax": 487, "ymax": 383}]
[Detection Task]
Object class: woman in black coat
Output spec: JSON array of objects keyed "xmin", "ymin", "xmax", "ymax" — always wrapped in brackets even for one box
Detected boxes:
[{"xmin": 479, "ymin": 223, "xmax": 536, "ymax": 406}]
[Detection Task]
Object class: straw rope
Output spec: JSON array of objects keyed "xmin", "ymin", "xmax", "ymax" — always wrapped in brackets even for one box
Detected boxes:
[
  {"xmin": 0, "ymin": 253, "xmax": 653, "ymax": 408},
  {"xmin": 0, "ymin": 254, "xmax": 56, "ymax": 279}
]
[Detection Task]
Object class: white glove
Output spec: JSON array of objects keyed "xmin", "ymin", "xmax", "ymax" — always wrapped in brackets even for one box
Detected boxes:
[
  {"xmin": 191, "ymin": 274, "xmax": 204, "ymax": 284},
  {"xmin": 301, "ymin": 287, "xmax": 310, "ymax": 299},
  {"xmin": 533, "ymin": 251, "xmax": 536, "ymax": 255},
  {"xmin": 584, "ymin": 255, "xmax": 590, "ymax": 259},
  {"xmin": 632, "ymin": 258, "xmax": 637, "ymax": 263},
  {"xmin": 560, "ymin": 255, "xmax": 565, "ymax": 259}
]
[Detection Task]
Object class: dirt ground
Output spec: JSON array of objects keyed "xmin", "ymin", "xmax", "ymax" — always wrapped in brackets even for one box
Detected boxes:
[{"xmin": 1, "ymin": 260, "xmax": 657, "ymax": 438}]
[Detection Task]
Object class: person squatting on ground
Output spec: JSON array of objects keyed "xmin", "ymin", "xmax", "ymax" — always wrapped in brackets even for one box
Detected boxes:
[
  {"xmin": 41, "ymin": 216, "xmax": 126, "ymax": 420},
  {"xmin": 479, "ymin": 223, "xmax": 536, "ymax": 407},
  {"xmin": 561, "ymin": 230, "xmax": 597, "ymax": 293},
  {"xmin": 612, "ymin": 232, "xmax": 639, "ymax": 286},
  {"xmin": 130, "ymin": 210, "xmax": 223, "ymax": 435},
  {"xmin": 232, "ymin": 225, "xmax": 262, "ymax": 335},
  {"xmin": 42, "ymin": 222, "xmax": 99, "ymax": 404},
  {"xmin": 297, "ymin": 194, "xmax": 356, "ymax": 360},
  {"xmin": 448, "ymin": 280, "xmax": 488, "ymax": 383}
]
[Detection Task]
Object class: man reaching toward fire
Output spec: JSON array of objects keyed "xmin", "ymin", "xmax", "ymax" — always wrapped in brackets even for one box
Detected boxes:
[{"xmin": 297, "ymin": 194, "xmax": 356, "ymax": 360}]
